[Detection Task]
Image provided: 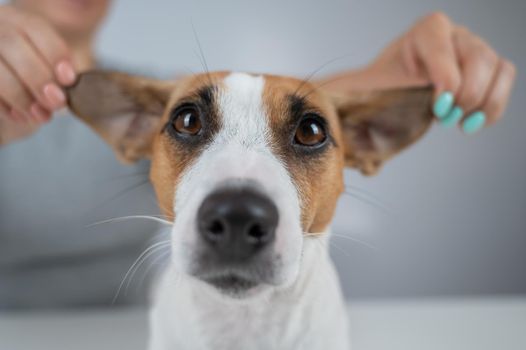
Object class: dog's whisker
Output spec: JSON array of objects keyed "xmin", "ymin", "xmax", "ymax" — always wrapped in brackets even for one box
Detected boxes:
[
  {"xmin": 345, "ymin": 185, "xmax": 391, "ymax": 208},
  {"xmin": 330, "ymin": 233, "xmax": 377, "ymax": 250},
  {"xmin": 327, "ymin": 239, "xmax": 354, "ymax": 259},
  {"xmin": 64, "ymin": 66, "xmax": 442, "ymax": 346},
  {"xmin": 155, "ymin": 200, "xmax": 174, "ymax": 218},
  {"xmin": 125, "ymin": 245, "xmax": 171, "ymax": 297},
  {"xmin": 180, "ymin": 66, "xmax": 216, "ymax": 90},
  {"xmin": 135, "ymin": 250, "xmax": 172, "ymax": 293},
  {"xmin": 309, "ymin": 236, "xmax": 352, "ymax": 259},
  {"xmin": 299, "ymin": 70, "xmax": 360, "ymax": 100},
  {"xmin": 342, "ymin": 190, "xmax": 393, "ymax": 214},
  {"xmin": 303, "ymin": 231, "xmax": 327, "ymax": 236},
  {"xmin": 112, "ymin": 240, "xmax": 171, "ymax": 304},
  {"xmin": 311, "ymin": 240, "xmax": 335, "ymax": 287},
  {"xmin": 95, "ymin": 178, "xmax": 151, "ymax": 208},
  {"xmin": 303, "ymin": 231, "xmax": 376, "ymax": 250},
  {"xmin": 181, "ymin": 65, "xmax": 198, "ymax": 78},
  {"xmin": 98, "ymin": 171, "xmax": 150, "ymax": 183},
  {"xmin": 86, "ymin": 215, "xmax": 173, "ymax": 228},
  {"xmin": 190, "ymin": 21, "xmax": 213, "ymax": 86},
  {"xmin": 294, "ymin": 54, "xmax": 353, "ymax": 97}
]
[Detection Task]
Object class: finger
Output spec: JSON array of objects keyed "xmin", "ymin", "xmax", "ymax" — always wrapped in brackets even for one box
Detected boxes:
[
  {"xmin": 0, "ymin": 98, "xmax": 14, "ymax": 123},
  {"xmin": 0, "ymin": 97, "xmax": 25, "ymax": 124},
  {"xmin": 29, "ymin": 102, "xmax": 52, "ymax": 123},
  {"xmin": 412, "ymin": 12, "xmax": 462, "ymax": 97},
  {"xmin": 454, "ymin": 27, "xmax": 499, "ymax": 113},
  {"xmin": 0, "ymin": 60, "xmax": 34, "ymax": 119},
  {"xmin": 481, "ymin": 59, "xmax": 517, "ymax": 126},
  {"xmin": 11, "ymin": 108, "xmax": 31, "ymax": 124},
  {"xmin": 0, "ymin": 26, "xmax": 66, "ymax": 110},
  {"xmin": 7, "ymin": 11, "xmax": 75, "ymax": 85}
]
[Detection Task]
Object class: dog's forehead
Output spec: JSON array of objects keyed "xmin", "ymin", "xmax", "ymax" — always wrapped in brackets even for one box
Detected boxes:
[{"xmin": 169, "ymin": 71, "xmax": 330, "ymax": 123}]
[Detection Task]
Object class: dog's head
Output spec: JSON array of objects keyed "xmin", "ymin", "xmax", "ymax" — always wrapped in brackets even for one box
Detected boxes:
[{"xmin": 67, "ymin": 71, "xmax": 432, "ymax": 298}]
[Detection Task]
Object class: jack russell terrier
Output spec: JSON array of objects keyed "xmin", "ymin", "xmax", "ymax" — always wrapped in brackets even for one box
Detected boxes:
[{"xmin": 66, "ymin": 70, "xmax": 433, "ymax": 350}]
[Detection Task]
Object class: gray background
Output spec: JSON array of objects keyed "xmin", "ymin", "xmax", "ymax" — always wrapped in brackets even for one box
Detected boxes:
[
  {"xmin": 10, "ymin": 0, "xmax": 526, "ymax": 300},
  {"xmin": 96, "ymin": 0, "xmax": 526, "ymax": 299}
]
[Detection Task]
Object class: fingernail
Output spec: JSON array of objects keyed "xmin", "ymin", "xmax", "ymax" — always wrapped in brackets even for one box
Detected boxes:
[
  {"xmin": 30, "ymin": 103, "xmax": 51, "ymax": 123},
  {"xmin": 56, "ymin": 61, "xmax": 76, "ymax": 85},
  {"xmin": 43, "ymin": 83, "xmax": 66, "ymax": 108},
  {"xmin": 440, "ymin": 106, "xmax": 464, "ymax": 128},
  {"xmin": 433, "ymin": 91, "xmax": 454, "ymax": 119},
  {"xmin": 462, "ymin": 111, "xmax": 486, "ymax": 135}
]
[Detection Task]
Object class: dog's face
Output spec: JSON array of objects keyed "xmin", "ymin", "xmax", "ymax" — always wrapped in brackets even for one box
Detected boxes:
[{"xmin": 67, "ymin": 70, "xmax": 432, "ymax": 298}]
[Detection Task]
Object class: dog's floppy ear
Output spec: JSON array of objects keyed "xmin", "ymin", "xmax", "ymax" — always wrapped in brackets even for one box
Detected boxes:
[
  {"xmin": 66, "ymin": 70, "xmax": 175, "ymax": 163},
  {"xmin": 331, "ymin": 86, "xmax": 434, "ymax": 175}
]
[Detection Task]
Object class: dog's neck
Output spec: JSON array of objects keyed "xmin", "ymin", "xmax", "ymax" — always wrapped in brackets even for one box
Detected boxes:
[
  {"xmin": 149, "ymin": 233, "xmax": 350, "ymax": 350},
  {"xmin": 65, "ymin": 70, "xmax": 435, "ymax": 350}
]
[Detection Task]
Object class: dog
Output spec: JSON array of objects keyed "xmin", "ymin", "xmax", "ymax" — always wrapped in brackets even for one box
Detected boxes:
[{"xmin": 66, "ymin": 70, "xmax": 433, "ymax": 350}]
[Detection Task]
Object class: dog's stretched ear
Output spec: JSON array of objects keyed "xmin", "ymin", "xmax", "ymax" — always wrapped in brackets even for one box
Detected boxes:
[
  {"xmin": 330, "ymin": 86, "xmax": 434, "ymax": 175},
  {"xmin": 66, "ymin": 70, "xmax": 175, "ymax": 163}
]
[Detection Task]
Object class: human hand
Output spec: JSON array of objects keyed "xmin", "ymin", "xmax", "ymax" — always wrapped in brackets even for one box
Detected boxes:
[
  {"xmin": 0, "ymin": 5, "xmax": 76, "ymax": 145},
  {"xmin": 367, "ymin": 12, "xmax": 516, "ymax": 134}
]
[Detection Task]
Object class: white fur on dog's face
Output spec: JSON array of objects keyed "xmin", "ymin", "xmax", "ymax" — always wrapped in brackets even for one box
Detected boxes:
[
  {"xmin": 171, "ymin": 73, "xmax": 304, "ymax": 295},
  {"xmin": 66, "ymin": 69, "xmax": 434, "ymax": 301}
]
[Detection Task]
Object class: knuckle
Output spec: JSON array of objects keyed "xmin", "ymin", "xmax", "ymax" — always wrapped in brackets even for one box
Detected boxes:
[
  {"xmin": 13, "ymin": 95, "xmax": 32, "ymax": 110},
  {"xmin": 455, "ymin": 25, "xmax": 471, "ymax": 37},
  {"xmin": 52, "ymin": 40, "xmax": 69, "ymax": 59},
  {"xmin": 474, "ymin": 45, "xmax": 498, "ymax": 67},
  {"xmin": 5, "ymin": 86, "xmax": 31, "ymax": 110},
  {"xmin": 27, "ymin": 73, "xmax": 53, "ymax": 94},
  {"xmin": 444, "ymin": 72, "xmax": 461, "ymax": 92},
  {"xmin": 459, "ymin": 86, "xmax": 483, "ymax": 110},
  {"xmin": 426, "ymin": 11, "xmax": 450, "ymax": 27},
  {"xmin": 502, "ymin": 59, "xmax": 517, "ymax": 78},
  {"xmin": 484, "ymin": 98, "xmax": 501, "ymax": 119},
  {"xmin": 463, "ymin": 47, "xmax": 493, "ymax": 69},
  {"xmin": 0, "ymin": 101, "xmax": 8, "ymax": 114}
]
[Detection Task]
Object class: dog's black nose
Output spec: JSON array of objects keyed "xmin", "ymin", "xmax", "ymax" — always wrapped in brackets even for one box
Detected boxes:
[{"xmin": 197, "ymin": 187, "xmax": 278, "ymax": 262}]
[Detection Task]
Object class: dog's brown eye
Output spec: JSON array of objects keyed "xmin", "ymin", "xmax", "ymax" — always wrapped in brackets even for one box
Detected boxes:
[
  {"xmin": 295, "ymin": 117, "xmax": 326, "ymax": 146},
  {"xmin": 173, "ymin": 107, "xmax": 202, "ymax": 135}
]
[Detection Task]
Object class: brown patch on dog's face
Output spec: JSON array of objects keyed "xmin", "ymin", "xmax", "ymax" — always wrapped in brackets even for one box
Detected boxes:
[
  {"xmin": 262, "ymin": 75, "xmax": 345, "ymax": 233},
  {"xmin": 149, "ymin": 72, "xmax": 230, "ymax": 219},
  {"xmin": 261, "ymin": 76, "xmax": 433, "ymax": 234},
  {"xmin": 67, "ymin": 70, "xmax": 433, "ymax": 235},
  {"xmin": 67, "ymin": 71, "xmax": 229, "ymax": 219},
  {"xmin": 67, "ymin": 70, "xmax": 435, "ymax": 297}
]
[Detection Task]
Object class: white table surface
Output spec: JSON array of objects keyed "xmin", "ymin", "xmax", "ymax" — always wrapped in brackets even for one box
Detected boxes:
[{"xmin": 1, "ymin": 297, "xmax": 525, "ymax": 350}]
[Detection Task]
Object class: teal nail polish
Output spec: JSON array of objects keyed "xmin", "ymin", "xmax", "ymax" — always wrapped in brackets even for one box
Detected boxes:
[
  {"xmin": 462, "ymin": 111, "xmax": 486, "ymax": 134},
  {"xmin": 433, "ymin": 91, "xmax": 454, "ymax": 119},
  {"xmin": 440, "ymin": 106, "xmax": 464, "ymax": 128}
]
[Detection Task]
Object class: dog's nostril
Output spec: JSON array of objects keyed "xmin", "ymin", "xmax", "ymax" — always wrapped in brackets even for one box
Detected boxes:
[
  {"xmin": 197, "ymin": 186, "xmax": 278, "ymax": 260},
  {"xmin": 247, "ymin": 223, "xmax": 267, "ymax": 243},
  {"xmin": 205, "ymin": 219, "xmax": 225, "ymax": 241},
  {"xmin": 208, "ymin": 220, "xmax": 224, "ymax": 235}
]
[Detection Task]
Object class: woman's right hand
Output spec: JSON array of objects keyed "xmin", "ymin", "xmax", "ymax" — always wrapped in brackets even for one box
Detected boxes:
[{"xmin": 0, "ymin": 5, "xmax": 76, "ymax": 146}]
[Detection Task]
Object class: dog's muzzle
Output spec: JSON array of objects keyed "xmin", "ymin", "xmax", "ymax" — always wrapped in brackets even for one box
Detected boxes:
[{"xmin": 193, "ymin": 184, "xmax": 279, "ymax": 295}]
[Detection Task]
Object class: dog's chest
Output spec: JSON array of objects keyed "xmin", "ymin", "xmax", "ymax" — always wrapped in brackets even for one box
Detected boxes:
[
  {"xmin": 150, "ymin": 239, "xmax": 351, "ymax": 350},
  {"xmin": 193, "ymin": 295, "xmax": 308, "ymax": 349}
]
